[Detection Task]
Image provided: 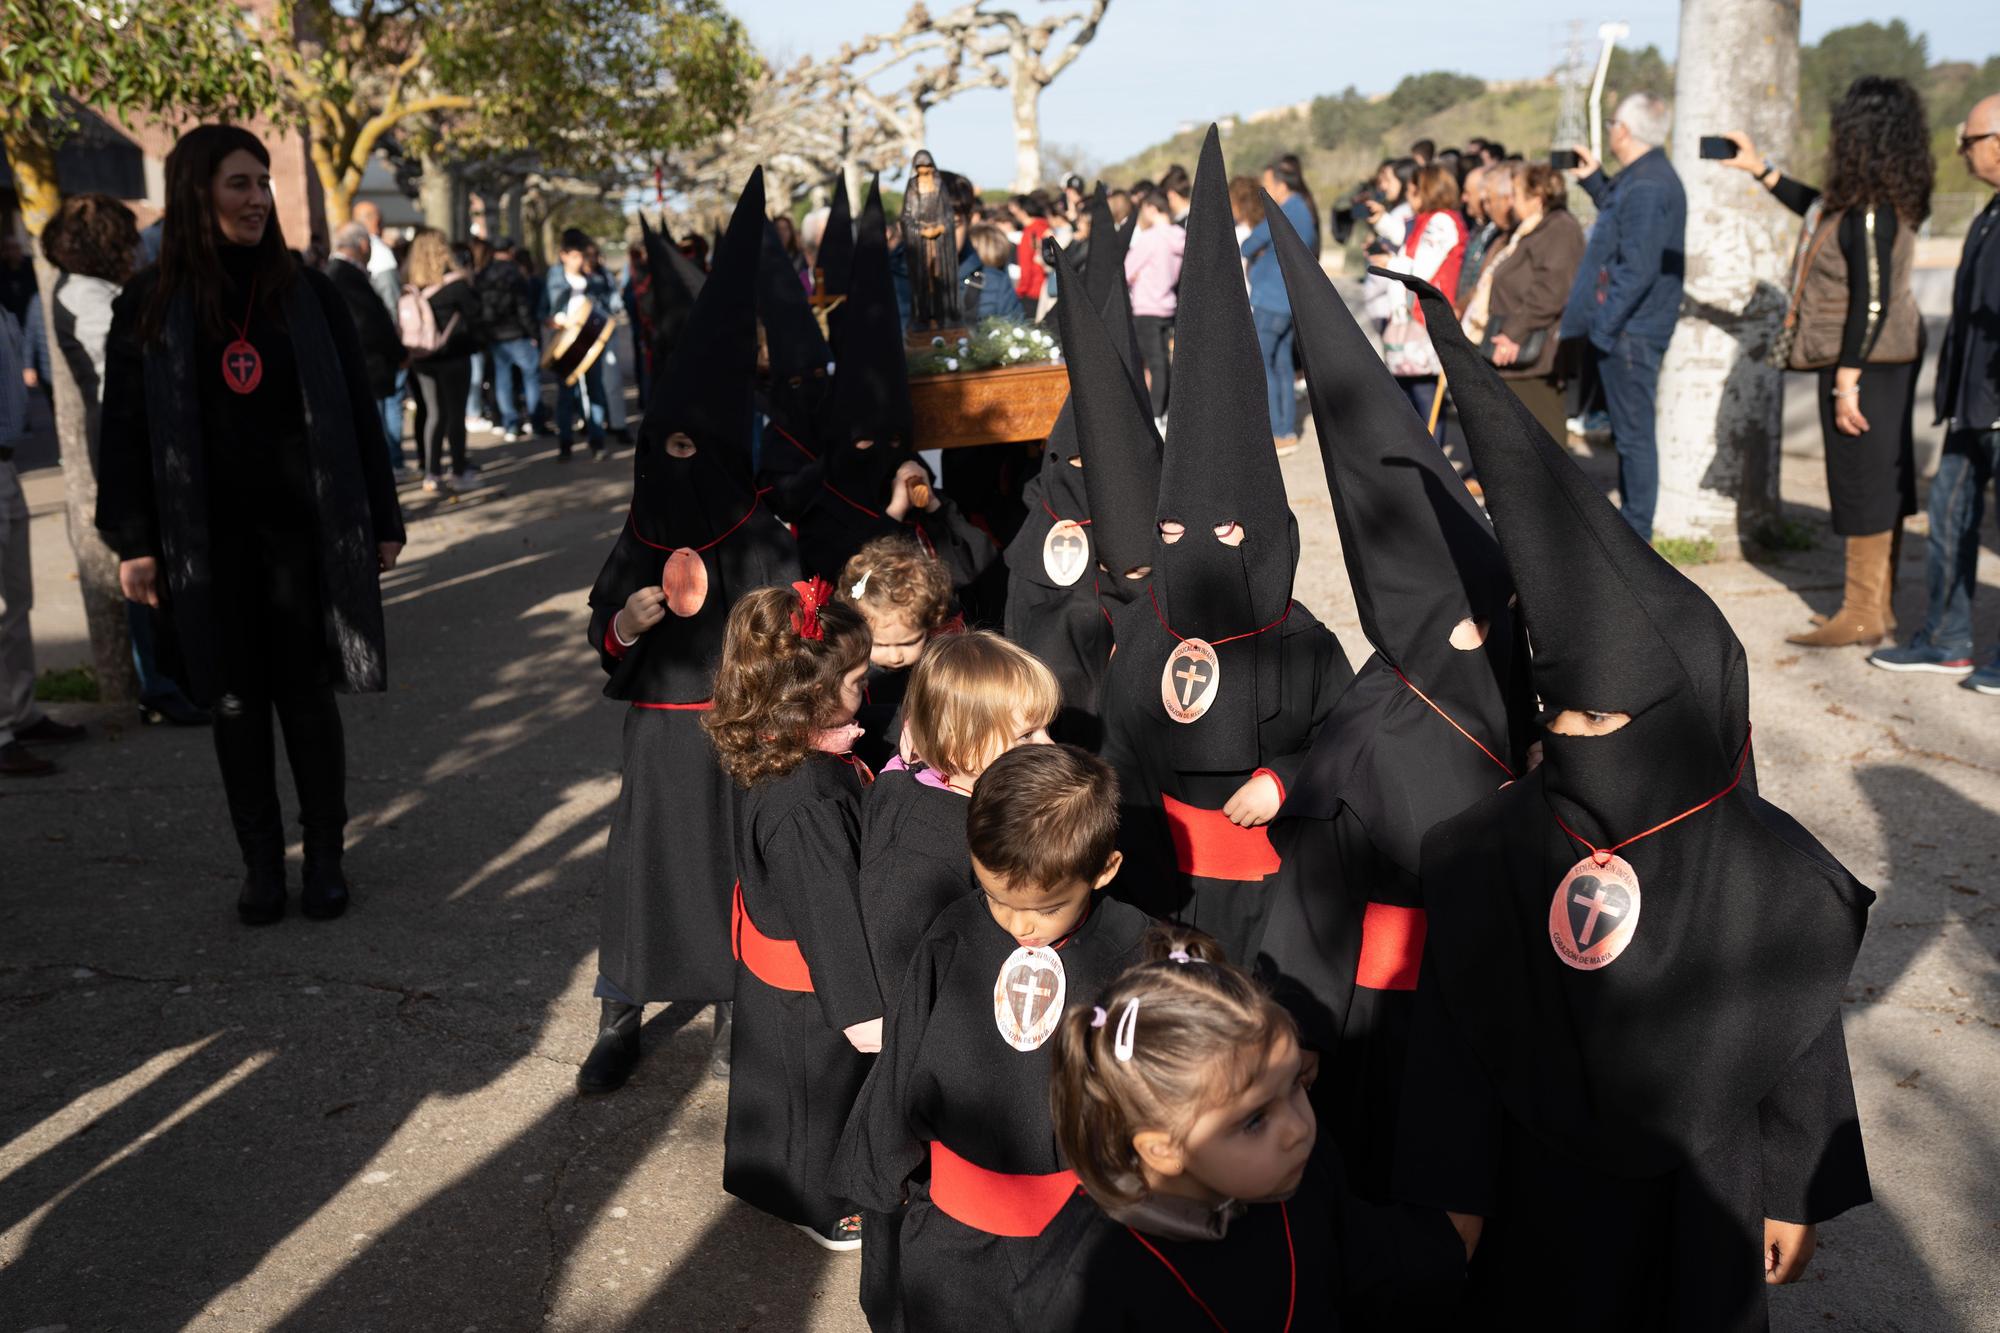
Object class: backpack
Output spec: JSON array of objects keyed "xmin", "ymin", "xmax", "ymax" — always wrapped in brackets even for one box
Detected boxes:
[{"xmin": 398, "ymin": 281, "xmax": 459, "ymax": 358}]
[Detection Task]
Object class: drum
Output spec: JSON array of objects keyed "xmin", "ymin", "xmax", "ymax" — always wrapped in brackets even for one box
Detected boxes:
[{"xmin": 544, "ymin": 297, "xmax": 616, "ymax": 386}]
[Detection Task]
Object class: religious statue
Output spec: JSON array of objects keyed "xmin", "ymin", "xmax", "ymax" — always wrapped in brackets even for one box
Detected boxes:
[{"xmin": 900, "ymin": 149, "xmax": 962, "ymax": 331}]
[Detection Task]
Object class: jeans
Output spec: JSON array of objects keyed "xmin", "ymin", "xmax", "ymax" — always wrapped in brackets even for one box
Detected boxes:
[
  {"xmin": 0, "ymin": 461, "xmax": 43, "ymax": 747},
  {"xmin": 1252, "ymin": 307, "xmax": 1297, "ymax": 439},
  {"xmin": 1134, "ymin": 314, "xmax": 1175, "ymax": 418},
  {"xmin": 377, "ymin": 369, "xmax": 407, "ymax": 469},
  {"xmin": 558, "ymin": 361, "xmax": 607, "ymax": 452},
  {"xmin": 1916, "ymin": 427, "xmax": 2000, "ymax": 657},
  {"xmin": 1398, "ymin": 375, "xmax": 1448, "ymax": 448},
  {"xmin": 465, "ymin": 350, "xmax": 487, "ymax": 420},
  {"xmin": 1594, "ymin": 333, "xmax": 1665, "ymax": 541},
  {"xmin": 489, "ymin": 336, "xmax": 541, "ymax": 433}
]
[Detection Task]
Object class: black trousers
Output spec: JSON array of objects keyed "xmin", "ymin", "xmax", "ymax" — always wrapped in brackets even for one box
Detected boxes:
[
  {"xmin": 412, "ymin": 358, "xmax": 471, "ymax": 477},
  {"xmin": 1134, "ymin": 314, "xmax": 1174, "ymax": 418}
]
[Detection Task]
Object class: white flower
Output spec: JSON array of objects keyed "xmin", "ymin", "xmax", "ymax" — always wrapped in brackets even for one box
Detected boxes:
[
  {"xmin": 1007, "ymin": 347, "xmax": 1022, "ymax": 360},
  {"xmin": 931, "ymin": 335, "xmax": 946, "ymax": 348},
  {"xmin": 945, "ymin": 357, "xmax": 959, "ymax": 370}
]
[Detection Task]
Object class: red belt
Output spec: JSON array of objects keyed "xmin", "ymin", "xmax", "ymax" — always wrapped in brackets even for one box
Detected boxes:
[
  {"xmin": 1354, "ymin": 902, "xmax": 1425, "ymax": 991},
  {"xmin": 928, "ymin": 1142, "xmax": 1079, "ymax": 1237},
  {"xmin": 1162, "ymin": 793, "xmax": 1281, "ymax": 881},
  {"xmin": 631, "ymin": 700, "xmax": 713, "ymax": 711},
  {"xmin": 731, "ymin": 881, "xmax": 814, "ymax": 993}
]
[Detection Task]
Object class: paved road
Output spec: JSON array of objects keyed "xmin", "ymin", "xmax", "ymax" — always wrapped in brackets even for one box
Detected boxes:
[{"xmin": 3, "ymin": 406, "xmax": 1996, "ymax": 1331}]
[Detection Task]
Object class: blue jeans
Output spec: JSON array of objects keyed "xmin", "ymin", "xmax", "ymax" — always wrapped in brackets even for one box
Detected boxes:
[
  {"xmin": 1595, "ymin": 333, "xmax": 1665, "ymax": 541},
  {"xmin": 1916, "ymin": 428, "xmax": 2000, "ymax": 658},
  {"xmin": 557, "ymin": 361, "xmax": 606, "ymax": 451},
  {"xmin": 1399, "ymin": 375, "xmax": 1448, "ymax": 448},
  {"xmin": 377, "ymin": 369, "xmax": 407, "ymax": 469},
  {"xmin": 465, "ymin": 350, "xmax": 487, "ymax": 419},
  {"xmin": 489, "ymin": 336, "xmax": 542, "ymax": 433},
  {"xmin": 1252, "ymin": 307, "xmax": 1297, "ymax": 439}
]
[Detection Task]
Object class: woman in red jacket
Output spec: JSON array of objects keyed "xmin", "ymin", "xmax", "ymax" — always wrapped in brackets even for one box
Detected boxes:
[{"xmin": 1009, "ymin": 195, "xmax": 1053, "ymax": 305}]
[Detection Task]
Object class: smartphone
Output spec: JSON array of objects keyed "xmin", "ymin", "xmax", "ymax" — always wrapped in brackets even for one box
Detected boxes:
[
  {"xmin": 1550, "ymin": 149, "xmax": 1580, "ymax": 170},
  {"xmin": 1699, "ymin": 136, "xmax": 1735, "ymax": 160}
]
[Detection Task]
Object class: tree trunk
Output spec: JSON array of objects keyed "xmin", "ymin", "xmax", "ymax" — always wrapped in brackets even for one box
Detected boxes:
[
  {"xmin": 503, "ymin": 185, "xmax": 525, "ymax": 245},
  {"xmin": 1009, "ymin": 63, "xmax": 1043, "ymax": 193},
  {"xmin": 1651, "ymin": 0, "xmax": 1799, "ymax": 551},
  {"xmin": 418, "ymin": 148, "xmax": 456, "ymax": 231},
  {"xmin": 1, "ymin": 129, "xmax": 139, "ymax": 703}
]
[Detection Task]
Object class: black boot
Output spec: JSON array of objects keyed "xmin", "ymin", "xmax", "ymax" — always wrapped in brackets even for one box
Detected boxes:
[
  {"xmin": 708, "ymin": 1001, "xmax": 733, "ymax": 1081},
  {"xmin": 301, "ymin": 843, "xmax": 350, "ymax": 920},
  {"xmin": 237, "ymin": 844, "xmax": 287, "ymax": 926},
  {"xmin": 577, "ymin": 1000, "xmax": 643, "ymax": 1094}
]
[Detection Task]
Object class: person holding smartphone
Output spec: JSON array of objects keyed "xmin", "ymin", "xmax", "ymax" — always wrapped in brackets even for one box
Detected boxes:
[{"xmin": 1718, "ymin": 76, "xmax": 1931, "ymax": 651}]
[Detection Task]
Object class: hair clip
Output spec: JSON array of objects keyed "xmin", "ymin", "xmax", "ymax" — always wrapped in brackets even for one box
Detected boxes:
[
  {"xmin": 1113, "ymin": 997, "xmax": 1140, "ymax": 1063},
  {"xmin": 1167, "ymin": 948, "xmax": 1191, "ymax": 964},
  {"xmin": 1090, "ymin": 1006, "xmax": 1108, "ymax": 1029},
  {"xmin": 850, "ymin": 570, "xmax": 871, "ymax": 600},
  {"xmin": 790, "ymin": 576, "xmax": 833, "ymax": 642}
]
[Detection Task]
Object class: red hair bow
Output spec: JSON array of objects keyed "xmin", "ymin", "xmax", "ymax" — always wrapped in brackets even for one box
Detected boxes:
[{"xmin": 791, "ymin": 576, "xmax": 833, "ymax": 642}]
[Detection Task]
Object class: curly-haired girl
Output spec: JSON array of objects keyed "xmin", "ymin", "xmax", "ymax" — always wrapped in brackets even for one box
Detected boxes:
[
  {"xmin": 838, "ymin": 533, "xmax": 961, "ymax": 770},
  {"xmin": 707, "ymin": 579, "xmax": 882, "ymax": 1252}
]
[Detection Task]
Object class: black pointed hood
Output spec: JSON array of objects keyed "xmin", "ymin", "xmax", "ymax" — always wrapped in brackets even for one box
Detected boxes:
[
  {"xmin": 758, "ymin": 214, "xmax": 834, "ymax": 451},
  {"xmin": 640, "ymin": 214, "xmax": 705, "ymax": 351},
  {"xmin": 1266, "ymin": 195, "xmax": 1531, "ymax": 866},
  {"xmin": 826, "ymin": 178, "xmax": 914, "ymax": 503},
  {"xmin": 817, "ymin": 176, "xmax": 856, "ymax": 305},
  {"xmin": 590, "ymin": 168, "xmax": 797, "ymax": 702}
]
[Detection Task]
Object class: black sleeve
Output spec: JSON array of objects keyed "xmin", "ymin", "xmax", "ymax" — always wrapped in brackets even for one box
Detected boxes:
[
  {"xmin": 1097, "ymin": 684, "xmax": 1181, "ymax": 920},
  {"xmin": 94, "ymin": 282, "xmax": 161, "ymax": 561},
  {"xmin": 908, "ymin": 492, "xmax": 998, "ymax": 591},
  {"xmin": 1758, "ymin": 1010, "xmax": 1871, "ymax": 1225},
  {"xmin": 1768, "ymin": 174, "xmax": 1822, "ymax": 218},
  {"xmin": 587, "ymin": 602, "xmax": 623, "ymax": 677},
  {"xmin": 312, "ymin": 269, "xmax": 405, "ymax": 546},
  {"xmin": 771, "ymin": 795, "xmax": 882, "ymax": 1031},
  {"xmin": 1262, "ymin": 625, "xmax": 1353, "ymax": 795},
  {"xmin": 829, "ymin": 930, "xmax": 951, "ymax": 1212},
  {"xmin": 1837, "ymin": 208, "xmax": 1897, "ymax": 370},
  {"xmin": 1392, "ymin": 965, "xmax": 1501, "ymax": 1219}
]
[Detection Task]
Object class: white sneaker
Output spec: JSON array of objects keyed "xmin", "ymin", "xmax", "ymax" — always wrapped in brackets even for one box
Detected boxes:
[
  {"xmin": 466, "ymin": 415, "xmax": 493, "ymax": 432},
  {"xmin": 421, "ymin": 474, "xmax": 444, "ymax": 495}
]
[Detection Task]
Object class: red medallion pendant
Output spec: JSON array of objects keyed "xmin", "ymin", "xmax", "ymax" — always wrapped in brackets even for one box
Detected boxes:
[
  {"xmin": 1160, "ymin": 638, "xmax": 1220, "ymax": 724},
  {"xmin": 1041, "ymin": 519, "xmax": 1089, "ymax": 586},
  {"xmin": 221, "ymin": 339, "xmax": 263, "ymax": 395},
  {"xmin": 1548, "ymin": 853, "xmax": 1642, "ymax": 970},
  {"xmin": 661, "ymin": 548, "xmax": 710, "ymax": 617}
]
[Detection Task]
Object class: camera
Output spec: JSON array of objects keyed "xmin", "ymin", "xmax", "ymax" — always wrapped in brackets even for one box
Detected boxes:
[
  {"xmin": 1329, "ymin": 184, "xmax": 1385, "ymax": 246},
  {"xmin": 1698, "ymin": 136, "xmax": 1735, "ymax": 160},
  {"xmin": 1550, "ymin": 149, "xmax": 1580, "ymax": 171}
]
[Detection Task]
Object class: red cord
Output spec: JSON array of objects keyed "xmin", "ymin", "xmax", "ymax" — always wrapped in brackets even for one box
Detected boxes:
[
  {"xmin": 1041, "ymin": 497, "xmax": 1090, "ymax": 525},
  {"xmin": 1149, "ymin": 585, "xmax": 1293, "ymax": 647},
  {"xmin": 1549, "ymin": 727, "xmax": 1753, "ymax": 867},
  {"xmin": 767, "ymin": 420, "xmax": 817, "ymax": 461},
  {"xmin": 1391, "ymin": 666, "xmax": 1515, "ymax": 780},
  {"xmin": 1125, "ymin": 1200, "xmax": 1294, "ymax": 1333},
  {"xmin": 623, "ymin": 488, "xmax": 769, "ymax": 553}
]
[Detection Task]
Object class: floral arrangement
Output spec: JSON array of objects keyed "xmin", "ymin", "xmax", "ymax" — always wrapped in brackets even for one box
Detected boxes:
[{"xmin": 907, "ymin": 318, "xmax": 1062, "ymax": 376}]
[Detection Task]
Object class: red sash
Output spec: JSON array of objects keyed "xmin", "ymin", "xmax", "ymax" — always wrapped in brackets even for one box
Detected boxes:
[
  {"xmin": 731, "ymin": 881, "xmax": 814, "ymax": 993},
  {"xmin": 1161, "ymin": 793, "xmax": 1281, "ymax": 881},
  {"xmin": 928, "ymin": 1142, "xmax": 1079, "ymax": 1237},
  {"xmin": 1354, "ymin": 902, "xmax": 1425, "ymax": 991}
]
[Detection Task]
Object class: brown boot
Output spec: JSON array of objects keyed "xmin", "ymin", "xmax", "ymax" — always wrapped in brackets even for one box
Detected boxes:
[{"xmin": 1787, "ymin": 531, "xmax": 1894, "ymax": 647}]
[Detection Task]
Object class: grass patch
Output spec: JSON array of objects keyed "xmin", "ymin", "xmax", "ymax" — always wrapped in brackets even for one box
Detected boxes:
[
  {"xmin": 1752, "ymin": 517, "xmax": 1819, "ymax": 553},
  {"xmin": 1652, "ymin": 536, "xmax": 1717, "ymax": 567},
  {"xmin": 34, "ymin": 665, "xmax": 99, "ymax": 703}
]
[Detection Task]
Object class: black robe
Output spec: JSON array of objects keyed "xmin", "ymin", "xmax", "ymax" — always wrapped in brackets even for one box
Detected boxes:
[
  {"xmin": 723, "ymin": 751, "xmax": 881, "ymax": 1228},
  {"xmin": 832, "ymin": 892, "xmax": 1151, "ymax": 1332},
  {"xmin": 793, "ymin": 472, "xmax": 996, "ymax": 595},
  {"xmin": 1098, "ymin": 602, "xmax": 1350, "ymax": 967},
  {"xmin": 1002, "ymin": 444, "xmax": 1112, "ymax": 749},
  {"xmin": 1396, "ymin": 777, "xmax": 1873, "ymax": 1332},
  {"xmin": 857, "ymin": 766, "xmax": 972, "ymax": 1014}
]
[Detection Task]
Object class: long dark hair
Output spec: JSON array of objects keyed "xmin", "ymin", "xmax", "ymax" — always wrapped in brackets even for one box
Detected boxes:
[
  {"xmin": 1821, "ymin": 76, "xmax": 1933, "ymax": 224},
  {"xmin": 144, "ymin": 124, "xmax": 295, "ymax": 338}
]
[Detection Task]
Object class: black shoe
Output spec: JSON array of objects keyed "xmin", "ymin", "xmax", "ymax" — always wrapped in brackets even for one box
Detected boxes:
[
  {"xmin": 708, "ymin": 1001, "xmax": 733, "ymax": 1081},
  {"xmin": 17, "ymin": 715, "xmax": 85, "ymax": 745},
  {"xmin": 556, "ymin": 444, "xmax": 574, "ymax": 463},
  {"xmin": 794, "ymin": 1213, "xmax": 864, "ymax": 1252},
  {"xmin": 237, "ymin": 857, "xmax": 287, "ymax": 926},
  {"xmin": 0, "ymin": 741, "xmax": 56, "ymax": 778},
  {"xmin": 301, "ymin": 849, "xmax": 349, "ymax": 920},
  {"xmin": 138, "ymin": 694, "xmax": 212, "ymax": 727},
  {"xmin": 577, "ymin": 1001, "xmax": 643, "ymax": 1094}
]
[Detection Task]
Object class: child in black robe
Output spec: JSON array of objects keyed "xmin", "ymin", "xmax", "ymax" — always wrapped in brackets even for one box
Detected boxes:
[
  {"xmin": 579, "ymin": 171, "xmax": 799, "ymax": 1094},
  {"xmin": 788, "ymin": 180, "xmax": 995, "ymax": 591},
  {"xmin": 1384, "ymin": 271, "xmax": 1874, "ymax": 1332},
  {"xmin": 833, "ymin": 744, "xmax": 1151, "ymax": 1332},
  {"xmin": 1001, "ymin": 189, "xmax": 1134, "ymax": 747},
  {"xmin": 707, "ymin": 580, "xmax": 883, "ymax": 1250},
  {"xmin": 1097, "ymin": 128, "xmax": 1352, "ymax": 966},
  {"xmin": 841, "ymin": 535, "xmax": 964, "ymax": 772},
  {"xmin": 858, "ymin": 630, "xmax": 1060, "ymax": 1012}
]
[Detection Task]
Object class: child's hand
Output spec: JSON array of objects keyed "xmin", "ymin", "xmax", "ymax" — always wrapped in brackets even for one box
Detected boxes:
[
  {"xmin": 843, "ymin": 1017, "xmax": 884, "ymax": 1054},
  {"xmin": 617, "ymin": 586, "xmax": 667, "ymax": 641},
  {"xmin": 885, "ymin": 460, "xmax": 935, "ymax": 521},
  {"xmin": 1763, "ymin": 1219, "xmax": 1816, "ymax": 1284},
  {"xmin": 1222, "ymin": 772, "xmax": 1283, "ymax": 827},
  {"xmin": 1445, "ymin": 1211, "xmax": 1483, "ymax": 1262}
]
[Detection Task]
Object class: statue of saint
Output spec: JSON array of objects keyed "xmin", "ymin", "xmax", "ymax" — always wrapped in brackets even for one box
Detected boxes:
[{"xmin": 900, "ymin": 150, "xmax": 961, "ymax": 330}]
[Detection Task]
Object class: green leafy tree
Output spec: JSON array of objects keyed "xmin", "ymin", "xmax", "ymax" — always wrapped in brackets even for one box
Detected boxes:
[
  {"xmin": 1801, "ymin": 20, "xmax": 1929, "ymax": 114},
  {"xmin": 1603, "ymin": 43, "xmax": 1674, "ymax": 105},
  {"xmin": 1386, "ymin": 71, "xmax": 1486, "ymax": 121},
  {"xmin": 0, "ymin": 0, "xmax": 285, "ymax": 700},
  {"xmin": 1310, "ymin": 87, "xmax": 1391, "ymax": 152}
]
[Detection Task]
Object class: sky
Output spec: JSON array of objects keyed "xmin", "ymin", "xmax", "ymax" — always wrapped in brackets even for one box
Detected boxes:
[{"xmin": 725, "ymin": 0, "xmax": 2000, "ymax": 189}]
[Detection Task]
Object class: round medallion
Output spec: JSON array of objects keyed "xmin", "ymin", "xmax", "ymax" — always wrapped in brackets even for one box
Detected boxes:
[
  {"xmin": 1041, "ymin": 519, "xmax": 1090, "ymax": 586},
  {"xmin": 1548, "ymin": 853, "xmax": 1642, "ymax": 971},
  {"xmin": 1160, "ymin": 638, "xmax": 1220, "ymax": 724},
  {"xmin": 993, "ymin": 944, "xmax": 1067, "ymax": 1052},
  {"xmin": 907, "ymin": 479, "xmax": 933, "ymax": 512},
  {"xmin": 661, "ymin": 548, "xmax": 710, "ymax": 617},
  {"xmin": 220, "ymin": 339, "xmax": 263, "ymax": 395}
]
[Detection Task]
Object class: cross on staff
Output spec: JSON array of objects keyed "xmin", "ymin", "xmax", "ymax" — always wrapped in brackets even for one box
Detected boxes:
[
  {"xmin": 808, "ymin": 268, "xmax": 846, "ymax": 340},
  {"xmin": 1572, "ymin": 881, "xmax": 1625, "ymax": 946},
  {"xmin": 1175, "ymin": 658, "xmax": 1212, "ymax": 709}
]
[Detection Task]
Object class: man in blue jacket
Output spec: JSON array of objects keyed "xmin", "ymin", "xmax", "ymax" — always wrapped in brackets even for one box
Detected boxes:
[
  {"xmin": 1561, "ymin": 93, "xmax": 1686, "ymax": 540},
  {"xmin": 1241, "ymin": 158, "xmax": 1319, "ymax": 456}
]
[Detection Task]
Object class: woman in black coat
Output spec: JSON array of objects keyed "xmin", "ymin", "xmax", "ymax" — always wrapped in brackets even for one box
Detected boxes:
[
  {"xmin": 96, "ymin": 124, "xmax": 406, "ymax": 925},
  {"xmin": 402, "ymin": 231, "xmax": 485, "ymax": 493}
]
